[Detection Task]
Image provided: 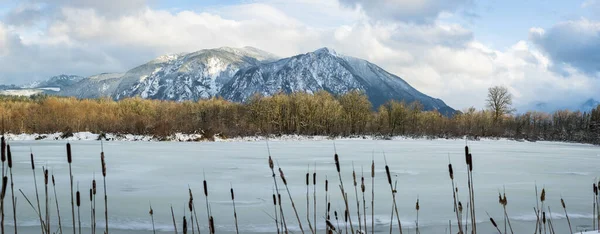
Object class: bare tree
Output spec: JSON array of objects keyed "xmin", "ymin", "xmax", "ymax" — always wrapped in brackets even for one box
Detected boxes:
[{"xmin": 486, "ymin": 86, "xmax": 514, "ymax": 122}]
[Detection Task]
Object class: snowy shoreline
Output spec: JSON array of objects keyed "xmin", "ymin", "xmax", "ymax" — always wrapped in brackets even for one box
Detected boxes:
[{"xmin": 2, "ymin": 132, "xmax": 598, "ymax": 146}]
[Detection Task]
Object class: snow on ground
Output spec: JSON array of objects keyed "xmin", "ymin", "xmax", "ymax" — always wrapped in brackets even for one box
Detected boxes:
[{"xmin": 0, "ymin": 89, "xmax": 43, "ymax": 96}]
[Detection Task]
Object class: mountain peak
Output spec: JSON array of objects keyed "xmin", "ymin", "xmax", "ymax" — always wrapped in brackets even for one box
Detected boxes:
[{"xmin": 313, "ymin": 47, "xmax": 338, "ymax": 56}]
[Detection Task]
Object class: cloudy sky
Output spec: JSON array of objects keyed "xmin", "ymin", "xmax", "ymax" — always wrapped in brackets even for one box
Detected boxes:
[{"xmin": 0, "ymin": 0, "xmax": 599, "ymax": 110}]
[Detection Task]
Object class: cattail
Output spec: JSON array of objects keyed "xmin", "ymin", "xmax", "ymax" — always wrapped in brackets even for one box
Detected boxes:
[
  {"xmin": 313, "ymin": 172, "xmax": 316, "ymax": 185},
  {"xmin": 76, "ymin": 190, "xmax": 81, "ymax": 207},
  {"xmin": 503, "ymin": 193, "xmax": 507, "ymax": 205},
  {"xmin": 385, "ymin": 165, "xmax": 392, "ymax": 185},
  {"xmin": 101, "ymin": 153, "xmax": 106, "ymax": 177},
  {"xmin": 183, "ymin": 216, "xmax": 188, "ymax": 234},
  {"xmin": 371, "ymin": 160, "xmax": 375, "ymax": 178},
  {"xmin": 498, "ymin": 193, "xmax": 503, "ymax": 205},
  {"xmin": 188, "ymin": 199, "xmax": 193, "ymax": 213},
  {"xmin": 334, "ymin": 154, "xmax": 340, "ymax": 172},
  {"xmin": 458, "ymin": 202, "xmax": 463, "ymax": 213},
  {"xmin": 44, "ymin": 169, "xmax": 48, "ymax": 185},
  {"xmin": 278, "ymin": 168, "xmax": 287, "ymax": 185},
  {"xmin": 353, "ymin": 170, "xmax": 357, "ymax": 186},
  {"xmin": 467, "ymin": 154, "xmax": 473, "ymax": 171},
  {"xmin": 30, "ymin": 153, "xmax": 35, "ymax": 170},
  {"xmin": 540, "ymin": 188, "xmax": 546, "ymax": 202},
  {"xmin": 0, "ymin": 136, "xmax": 5, "ymax": 162},
  {"xmin": 0, "ymin": 176, "xmax": 7, "ymax": 199},
  {"xmin": 448, "ymin": 163, "xmax": 453, "ymax": 180},
  {"xmin": 344, "ymin": 210, "xmax": 348, "ymax": 223},
  {"xmin": 268, "ymin": 156, "xmax": 274, "ymax": 170},
  {"xmin": 306, "ymin": 173, "xmax": 309, "ymax": 186},
  {"xmin": 328, "ymin": 202, "xmax": 331, "ymax": 213},
  {"xmin": 361, "ymin": 177, "xmax": 365, "ymax": 193},
  {"xmin": 230, "ymin": 187, "xmax": 235, "ymax": 201},
  {"xmin": 203, "ymin": 180, "xmax": 208, "ymax": 197},
  {"xmin": 93, "ymin": 180, "xmax": 97, "ymax": 195},
  {"xmin": 542, "ymin": 212, "xmax": 546, "ymax": 224},
  {"xmin": 272, "ymin": 194, "xmax": 276, "ymax": 206},
  {"xmin": 416, "ymin": 199, "xmax": 420, "ymax": 211},
  {"xmin": 325, "ymin": 179, "xmax": 328, "ymax": 192},
  {"xmin": 594, "ymin": 183, "xmax": 598, "ymax": 196},
  {"xmin": 67, "ymin": 143, "xmax": 72, "ymax": 163},
  {"xmin": 6, "ymin": 145, "xmax": 11, "ymax": 168},
  {"xmin": 326, "ymin": 220, "xmax": 336, "ymax": 231},
  {"xmin": 561, "ymin": 198, "xmax": 565, "ymax": 209},
  {"xmin": 490, "ymin": 217, "xmax": 498, "ymax": 227},
  {"xmin": 89, "ymin": 188, "xmax": 92, "ymax": 202},
  {"xmin": 209, "ymin": 216, "xmax": 215, "ymax": 234}
]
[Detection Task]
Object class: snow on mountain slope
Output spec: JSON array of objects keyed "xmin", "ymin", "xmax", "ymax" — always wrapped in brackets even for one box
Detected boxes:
[
  {"xmin": 113, "ymin": 47, "xmax": 276, "ymax": 101},
  {"xmin": 220, "ymin": 47, "xmax": 455, "ymax": 115},
  {"xmin": 58, "ymin": 73, "xmax": 124, "ymax": 99},
  {"xmin": 22, "ymin": 75, "xmax": 84, "ymax": 89}
]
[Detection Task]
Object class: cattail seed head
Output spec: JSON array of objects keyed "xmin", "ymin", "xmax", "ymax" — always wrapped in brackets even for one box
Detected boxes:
[
  {"xmin": 344, "ymin": 210, "xmax": 348, "ymax": 222},
  {"xmin": 7, "ymin": 144, "xmax": 12, "ymax": 168},
  {"xmin": 92, "ymin": 180, "xmax": 97, "ymax": 195},
  {"xmin": 467, "ymin": 153, "xmax": 473, "ymax": 171},
  {"xmin": 464, "ymin": 146, "xmax": 469, "ymax": 159},
  {"xmin": 490, "ymin": 217, "xmax": 498, "ymax": 227},
  {"xmin": 326, "ymin": 220, "xmax": 336, "ymax": 231},
  {"xmin": 76, "ymin": 190, "xmax": 81, "ymax": 207},
  {"xmin": 542, "ymin": 212, "xmax": 546, "ymax": 224},
  {"xmin": 44, "ymin": 169, "xmax": 48, "ymax": 185},
  {"xmin": 327, "ymin": 202, "xmax": 331, "ymax": 212},
  {"xmin": 385, "ymin": 165, "xmax": 392, "ymax": 185},
  {"xmin": 189, "ymin": 199, "xmax": 193, "ymax": 212},
  {"xmin": 415, "ymin": 199, "xmax": 420, "ymax": 211},
  {"xmin": 371, "ymin": 160, "xmax": 375, "ymax": 178},
  {"xmin": 183, "ymin": 216, "xmax": 188, "ymax": 234},
  {"xmin": 313, "ymin": 172, "xmax": 316, "ymax": 185},
  {"xmin": 209, "ymin": 216, "xmax": 215, "ymax": 234},
  {"xmin": 334, "ymin": 211, "xmax": 338, "ymax": 220},
  {"xmin": 30, "ymin": 153, "xmax": 35, "ymax": 170},
  {"xmin": 560, "ymin": 198, "xmax": 566, "ymax": 209},
  {"xmin": 0, "ymin": 176, "xmax": 7, "ymax": 199},
  {"xmin": 272, "ymin": 194, "xmax": 276, "ymax": 206},
  {"xmin": 203, "ymin": 180, "xmax": 208, "ymax": 197},
  {"xmin": 101, "ymin": 152, "xmax": 106, "ymax": 177},
  {"xmin": 0, "ymin": 136, "xmax": 5, "ymax": 162},
  {"xmin": 325, "ymin": 179, "xmax": 328, "ymax": 192},
  {"xmin": 448, "ymin": 164, "xmax": 453, "ymax": 180},
  {"xmin": 52, "ymin": 175, "xmax": 55, "ymax": 186},
  {"xmin": 189, "ymin": 188, "xmax": 193, "ymax": 201},
  {"xmin": 352, "ymin": 170, "xmax": 357, "ymax": 186},
  {"xmin": 498, "ymin": 193, "xmax": 503, "ymax": 205},
  {"xmin": 361, "ymin": 176, "xmax": 365, "ymax": 193},
  {"xmin": 89, "ymin": 188, "xmax": 92, "ymax": 202},
  {"xmin": 277, "ymin": 194, "xmax": 282, "ymax": 206},
  {"xmin": 149, "ymin": 207, "xmax": 153, "ymax": 215},
  {"xmin": 268, "ymin": 156, "xmax": 274, "ymax": 170},
  {"xmin": 67, "ymin": 143, "xmax": 72, "ymax": 163},
  {"xmin": 279, "ymin": 168, "xmax": 287, "ymax": 185},
  {"xmin": 540, "ymin": 188, "xmax": 546, "ymax": 202},
  {"xmin": 594, "ymin": 183, "xmax": 598, "ymax": 195},
  {"xmin": 503, "ymin": 193, "xmax": 507, "ymax": 206},
  {"xmin": 306, "ymin": 173, "xmax": 309, "ymax": 186},
  {"xmin": 334, "ymin": 154, "xmax": 340, "ymax": 173},
  {"xmin": 230, "ymin": 187, "xmax": 235, "ymax": 201},
  {"xmin": 458, "ymin": 202, "xmax": 463, "ymax": 213}
]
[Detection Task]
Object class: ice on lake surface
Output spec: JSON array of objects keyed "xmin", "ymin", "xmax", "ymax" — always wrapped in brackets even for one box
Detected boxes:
[{"xmin": 4, "ymin": 138, "xmax": 600, "ymax": 233}]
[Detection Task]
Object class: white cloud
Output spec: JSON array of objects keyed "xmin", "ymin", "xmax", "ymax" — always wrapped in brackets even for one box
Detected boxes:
[
  {"xmin": 338, "ymin": 0, "xmax": 472, "ymax": 23},
  {"xmin": 0, "ymin": 0, "xmax": 598, "ymax": 111}
]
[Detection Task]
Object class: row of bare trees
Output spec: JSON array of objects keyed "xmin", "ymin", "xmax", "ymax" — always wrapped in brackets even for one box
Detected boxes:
[{"xmin": 0, "ymin": 90, "xmax": 599, "ymax": 144}]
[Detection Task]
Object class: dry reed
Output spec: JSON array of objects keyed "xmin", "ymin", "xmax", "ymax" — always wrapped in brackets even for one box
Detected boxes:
[
  {"xmin": 183, "ymin": 215, "xmax": 188, "ymax": 234},
  {"xmin": 448, "ymin": 160, "xmax": 463, "ymax": 234},
  {"xmin": 0, "ymin": 176, "xmax": 7, "ymax": 234},
  {"xmin": 371, "ymin": 157, "xmax": 375, "ymax": 234},
  {"xmin": 278, "ymin": 165, "xmax": 304, "ymax": 234},
  {"xmin": 203, "ymin": 173, "xmax": 212, "ymax": 234},
  {"xmin": 188, "ymin": 190, "xmax": 194, "ymax": 234},
  {"xmin": 267, "ymin": 153, "xmax": 288, "ymax": 234},
  {"xmin": 30, "ymin": 151, "xmax": 45, "ymax": 234},
  {"xmin": 313, "ymin": 167, "xmax": 317, "ymax": 234},
  {"xmin": 272, "ymin": 191, "xmax": 280, "ymax": 234},
  {"xmin": 334, "ymin": 152, "xmax": 354, "ymax": 234},
  {"xmin": 76, "ymin": 183, "xmax": 81, "ymax": 234},
  {"xmin": 560, "ymin": 197, "xmax": 573, "ymax": 234},
  {"xmin": 92, "ymin": 177, "xmax": 97, "ymax": 234},
  {"xmin": 361, "ymin": 167, "xmax": 366, "ymax": 234},
  {"xmin": 231, "ymin": 185, "xmax": 239, "ymax": 234},
  {"xmin": 384, "ymin": 155, "xmax": 402, "ymax": 234},
  {"xmin": 486, "ymin": 211, "xmax": 502, "ymax": 234},
  {"xmin": 100, "ymin": 144, "xmax": 108, "ymax": 234},
  {"xmin": 352, "ymin": 163, "xmax": 362, "ymax": 233},
  {"xmin": 67, "ymin": 143, "xmax": 75, "ymax": 234},
  {"xmin": 305, "ymin": 170, "xmax": 314, "ymax": 234},
  {"xmin": 188, "ymin": 188, "xmax": 200, "ymax": 234},
  {"xmin": 0, "ymin": 137, "xmax": 4, "ymax": 234},
  {"xmin": 52, "ymin": 174, "xmax": 63, "ymax": 234},
  {"xmin": 415, "ymin": 197, "xmax": 420, "ymax": 234},
  {"xmin": 44, "ymin": 168, "xmax": 49, "ymax": 234},
  {"xmin": 7, "ymin": 144, "xmax": 16, "ymax": 234},
  {"xmin": 171, "ymin": 205, "xmax": 178, "ymax": 234}
]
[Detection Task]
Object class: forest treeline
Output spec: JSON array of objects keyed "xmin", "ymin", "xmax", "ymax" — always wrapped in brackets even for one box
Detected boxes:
[{"xmin": 0, "ymin": 91, "xmax": 599, "ymax": 144}]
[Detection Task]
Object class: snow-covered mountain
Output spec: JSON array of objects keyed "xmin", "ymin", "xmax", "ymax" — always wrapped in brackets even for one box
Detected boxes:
[
  {"xmin": 220, "ymin": 48, "xmax": 454, "ymax": 115},
  {"xmin": 113, "ymin": 46, "xmax": 278, "ymax": 101},
  {"xmin": 59, "ymin": 73, "xmax": 124, "ymax": 99},
  {"xmin": 519, "ymin": 98, "xmax": 600, "ymax": 113},
  {"xmin": 3, "ymin": 46, "xmax": 456, "ymax": 114},
  {"xmin": 22, "ymin": 75, "xmax": 84, "ymax": 90}
]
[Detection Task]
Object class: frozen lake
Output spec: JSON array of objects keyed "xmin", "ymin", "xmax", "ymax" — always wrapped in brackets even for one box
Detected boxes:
[{"xmin": 3, "ymin": 138, "xmax": 600, "ymax": 233}]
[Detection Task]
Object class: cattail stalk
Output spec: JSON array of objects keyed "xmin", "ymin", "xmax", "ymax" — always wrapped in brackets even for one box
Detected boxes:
[
  {"xmin": 325, "ymin": 177, "xmax": 329, "ymax": 233},
  {"xmin": 1, "ymin": 176, "xmax": 7, "ymax": 234},
  {"xmin": 541, "ymin": 188, "xmax": 546, "ymax": 234},
  {"xmin": 52, "ymin": 174, "xmax": 63, "ymax": 234},
  {"xmin": 7, "ymin": 144, "xmax": 16, "ymax": 234},
  {"xmin": 415, "ymin": 198, "xmax": 420, "ymax": 234},
  {"xmin": 560, "ymin": 198, "xmax": 573, "ymax": 234},
  {"xmin": 231, "ymin": 185, "xmax": 239, "ymax": 234},
  {"xmin": 31, "ymin": 152, "xmax": 45, "ymax": 234},
  {"xmin": 76, "ymin": 184, "xmax": 81, "ymax": 234},
  {"xmin": 188, "ymin": 188, "xmax": 200, "ymax": 234},
  {"xmin": 188, "ymin": 191, "xmax": 194, "ymax": 234},
  {"xmin": 100, "ymin": 146, "xmax": 108, "ymax": 234},
  {"xmin": 183, "ymin": 215, "xmax": 188, "ymax": 234},
  {"xmin": 1, "ymin": 136, "xmax": 5, "ymax": 234},
  {"xmin": 371, "ymin": 157, "xmax": 375, "ymax": 234},
  {"xmin": 361, "ymin": 167, "xmax": 367, "ymax": 234},
  {"xmin": 278, "ymin": 166, "xmax": 304, "ymax": 234},
  {"xmin": 305, "ymin": 170, "xmax": 314, "ymax": 234},
  {"xmin": 66, "ymin": 143, "xmax": 76, "ymax": 234},
  {"xmin": 272, "ymin": 192, "xmax": 280, "ymax": 234},
  {"xmin": 171, "ymin": 205, "xmax": 178, "ymax": 234},
  {"xmin": 486, "ymin": 212, "xmax": 502, "ymax": 234},
  {"xmin": 312, "ymin": 166, "xmax": 316, "ymax": 234},
  {"xmin": 334, "ymin": 153, "xmax": 354, "ymax": 234},
  {"xmin": 465, "ymin": 145, "xmax": 476, "ymax": 234},
  {"xmin": 44, "ymin": 168, "xmax": 49, "ymax": 234},
  {"xmin": 268, "ymin": 154, "xmax": 288, "ymax": 234},
  {"xmin": 89, "ymin": 188, "xmax": 92, "ymax": 234},
  {"xmin": 448, "ymin": 161, "xmax": 463, "ymax": 234},
  {"xmin": 384, "ymin": 155, "xmax": 402, "ymax": 234},
  {"xmin": 352, "ymin": 163, "xmax": 362, "ymax": 233},
  {"xmin": 92, "ymin": 178, "xmax": 96, "ymax": 234},
  {"xmin": 203, "ymin": 173, "xmax": 212, "ymax": 234}
]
